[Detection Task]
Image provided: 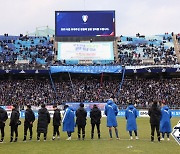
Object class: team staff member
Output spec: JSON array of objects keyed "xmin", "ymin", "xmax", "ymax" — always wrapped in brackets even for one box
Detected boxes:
[
  {"xmin": 23, "ymin": 104, "xmax": 35, "ymax": 141},
  {"xmin": 104, "ymin": 98, "xmax": 119, "ymax": 140},
  {"xmin": 125, "ymin": 103, "xmax": 139, "ymax": 140},
  {"xmin": 76, "ymin": 103, "xmax": 87, "ymax": 140},
  {"xmin": 160, "ymin": 102, "xmax": 172, "ymax": 141},
  {"xmin": 9, "ymin": 104, "xmax": 20, "ymax": 142},
  {"xmin": 90, "ymin": 104, "xmax": 102, "ymax": 139},
  {"xmin": 148, "ymin": 101, "xmax": 161, "ymax": 142},
  {"xmin": 0, "ymin": 106, "xmax": 8, "ymax": 143},
  {"xmin": 37, "ymin": 104, "xmax": 50, "ymax": 141},
  {"xmin": 52, "ymin": 104, "xmax": 61, "ymax": 140}
]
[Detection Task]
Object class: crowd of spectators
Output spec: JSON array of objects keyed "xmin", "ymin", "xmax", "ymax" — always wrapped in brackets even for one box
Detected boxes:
[
  {"xmin": 117, "ymin": 33, "xmax": 178, "ymax": 65},
  {"xmin": 0, "ymin": 34, "xmax": 54, "ymax": 69},
  {"xmin": 176, "ymin": 34, "xmax": 180, "ymax": 43},
  {"xmin": 0, "ymin": 79, "xmax": 56, "ymax": 106},
  {"xmin": 0, "ymin": 33, "xmax": 180, "ymax": 68},
  {"xmin": 0, "ymin": 76, "xmax": 179, "ymax": 109}
]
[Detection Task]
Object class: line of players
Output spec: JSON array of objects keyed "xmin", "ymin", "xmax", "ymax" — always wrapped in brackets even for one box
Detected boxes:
[{"xmin": 0, "ymin": 99, "xmax": 172, "ymax": 143}]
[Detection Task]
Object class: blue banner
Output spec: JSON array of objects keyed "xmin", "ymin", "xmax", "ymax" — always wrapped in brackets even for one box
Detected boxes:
[
  {"xmin": 117, "ymin": 110, "xmax": 126, "ymax": 117},
  {"xmin": 171, "ymin": 110, "xmax": 180, "ymax": 117},
  {"xmin": 65, "ymin": 102, "xmax": 107, "ymax": 111},
  {"xmin": 50, "ymin": 66, "xmax": 122, "ymax": 74}
]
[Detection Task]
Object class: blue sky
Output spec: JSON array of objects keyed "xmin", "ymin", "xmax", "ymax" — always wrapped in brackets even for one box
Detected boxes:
[{"xmin": 0, "ymin": 0, "xmax": 179, "ymax": 36}]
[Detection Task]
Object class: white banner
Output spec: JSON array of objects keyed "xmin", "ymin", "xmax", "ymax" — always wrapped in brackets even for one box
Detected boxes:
[
  {"xmin": 58, "ymin": 42, "xmax": 114, "ymax": 60},
  {"xmin": 139, "ymin": 110, "xmax": 149, "ymax": 117}
]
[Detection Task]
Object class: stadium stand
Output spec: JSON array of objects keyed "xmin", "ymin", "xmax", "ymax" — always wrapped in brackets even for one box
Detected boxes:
[
  {"xmin": 0, "ymin": 33, "xmax": 179, "ymax": 67},
  {"xmin": 0, "ymin": 34, "xmax": 54, "ymax": 69},
  {"xmin": 117, "ymin": 33, "xmax": 178, "ymax": 65},
  {"xmin": 176, "ymin": 34, "xmax": 180, "ymax": 43},
  {"xmin": 0, "ymin": 33, "xmax": 180, "ymax": 110}
]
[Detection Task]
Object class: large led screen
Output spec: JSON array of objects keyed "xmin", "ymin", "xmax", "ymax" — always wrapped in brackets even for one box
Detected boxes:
[{"xmin": 55, "ymin": 11, "xmax": 115, "ymax": 37}]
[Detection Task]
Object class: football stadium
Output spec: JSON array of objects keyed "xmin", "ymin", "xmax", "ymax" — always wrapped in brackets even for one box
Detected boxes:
[{"xmin": 0, "ymin": 0, "xmax": 180, "ymax": 154}]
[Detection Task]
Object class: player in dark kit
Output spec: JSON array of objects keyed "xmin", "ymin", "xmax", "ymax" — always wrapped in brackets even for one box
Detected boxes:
[
  {"xmin": 0, "ymin": 106, "xmax": 8, "ymax": 143},
  {"xmin": 37, "ymin": 104, "xmax": 50, "ymax": 141},
  {"xmin": 52, "ymin": 104, "xmax": 61, "ymax": 140},
  {"xmin": 23, "ymin": 104, "xmax": 35, "ymax": 141},
  {"xmin": 148, "ymin": 101, "xmax": 161, "ymax": 142},
  {"xmin": 9, "ymin": 104, "xmax": 20, "ymax": 142},
  {"xmin": 76, "ymin": 103, "xmax": 87, "ymax": 140},
  {"xmin": 90, "ymin": 104, "xmax": 102, "ymax": 139}
]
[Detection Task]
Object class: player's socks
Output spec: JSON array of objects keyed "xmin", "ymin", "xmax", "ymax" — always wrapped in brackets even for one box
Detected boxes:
[
  {"xmin": 115, "ymin": 128, "xmax": 119, "ymax": 138},
  {"xmin": 109, "ymin": 129, "xmax": 112, "ymax": 138}
]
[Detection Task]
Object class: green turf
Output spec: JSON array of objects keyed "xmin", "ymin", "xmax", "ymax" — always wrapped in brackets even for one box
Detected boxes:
[{"xmin": 0, "ymin": 118, "xmax": 179, "ymax": 154}]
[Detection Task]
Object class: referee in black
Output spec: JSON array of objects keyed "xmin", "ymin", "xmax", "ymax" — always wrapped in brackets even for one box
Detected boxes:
[
  {"xmin": 148, "ymin": 101, "xmax": 161, "ymax": 142},
  {"xmin": 23, "ymin": 104, "xmax": 35, "ymax": 141}
]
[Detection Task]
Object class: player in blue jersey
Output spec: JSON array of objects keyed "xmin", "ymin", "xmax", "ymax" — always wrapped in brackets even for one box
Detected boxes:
[
  {"xmin": 125, "ymin": 103, "xmax": 139, "ymax": 140},
  {"xmin": 160, "ymin": 101, "xmax": 172, "ymax": 141},
  {"xmin": 62, "ymin": 105, "xmax": 75, "ymax": 140},
  {"xmin": 104, "ymin": 98, "xmax": 119, "ymax": 140}
]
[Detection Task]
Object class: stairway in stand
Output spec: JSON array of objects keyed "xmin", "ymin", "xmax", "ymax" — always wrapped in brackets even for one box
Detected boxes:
[{"xmin": 173, "ymin": 34, "xmax": 180, "ymax": 63}]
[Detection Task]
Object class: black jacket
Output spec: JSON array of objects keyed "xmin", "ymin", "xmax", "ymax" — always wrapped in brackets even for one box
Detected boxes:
[
  {"xmin": 37, "ymin": 108, "xmax": 50, "ymax": 133},
  {"xmin": 10, "ymin": 108, "xmax": 20, "ymax": 126},
  {"xmin": 0, "ymin": 107, "xmax": 8, "ymax": 127},
  {"xmin": 24, "ymin": 108, "xmax": 35, "ymax": 126},
  {"xmin": 90, "ymin": 107, "xmax": 101, "ymax": 124},
  {"xmin": 76, "ymin": 107, "xmax": 87, "ymax": 126},
  {"xmin": 53, "ymin": 109, "xmax": 61, "ymax": 126},
  {"xmin": 148, "ymin": 104, "xmax": 161, "ymax": 125}
]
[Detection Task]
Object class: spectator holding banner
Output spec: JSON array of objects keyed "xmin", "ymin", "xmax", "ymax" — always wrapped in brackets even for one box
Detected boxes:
[
  {"xmin": 148, "ymin": 101, "xmax": 161, "ymax": 142},
  {"xmin": 37, "ymin": 104, "xmax": 50, "ymax": 141},
  {"xmin": 104, "ymin": 98, "xmax": 119, "ymax": 140},
  {"xmin": 90, "ymin": 104, "xmax": 102, "ymax": 139},
  {"xmin": 9, "ymin": 104, "xmax": 20, "ymax": 142},
  {"xmin": 23, "ymin": 104, "xmax": 35, "ymax": 142},
  {"xmin": 125, "ymin": 102, "xmax": 139, "ymax": 140},
  {"xmin": 0, "ymin": 106, "xmax": 8, "ymax": 143},
  {"xmin": 160, "ymin": 101, "xmax": 172, "ymax": 141},
  {"xmin": 62, "ymin": 105, "xmax": 75, "ymax": 140}
]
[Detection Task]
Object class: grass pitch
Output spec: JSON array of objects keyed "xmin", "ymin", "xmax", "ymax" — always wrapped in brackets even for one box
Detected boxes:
[{"xmin": 0, "ymin": 118, "xmax": 179, "ymax": 154}]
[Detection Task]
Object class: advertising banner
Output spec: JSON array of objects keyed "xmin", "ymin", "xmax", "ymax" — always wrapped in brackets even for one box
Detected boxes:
[{"xmin": 58, "ymin": 42, "xmax": 114, "ymax": 61}]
